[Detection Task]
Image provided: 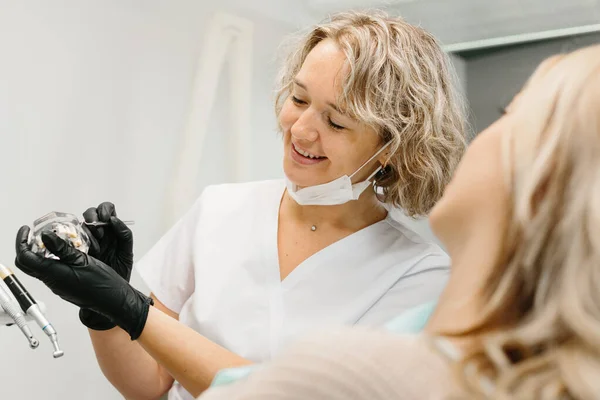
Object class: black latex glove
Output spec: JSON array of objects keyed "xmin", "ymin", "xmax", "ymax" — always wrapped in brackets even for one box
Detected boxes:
[
  {"xmin": 79, "ymin": 202, "xmax": 134, "ymax": 330},
  {"xmin": 14, "ymin": 226, "xmax": 152, "ymax": 340}
]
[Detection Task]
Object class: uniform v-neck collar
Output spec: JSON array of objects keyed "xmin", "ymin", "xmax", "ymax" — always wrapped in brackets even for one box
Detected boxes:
[{"xmin": 266, "ymin": 180, "xmax": 392, "ymax": 290}]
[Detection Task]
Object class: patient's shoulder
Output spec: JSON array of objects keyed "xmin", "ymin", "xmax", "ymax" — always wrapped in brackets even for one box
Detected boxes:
[
  {"xmin": 201, "ymin": 329, "xmax": 464, "ymax": 400},
  {"xmin": 279, "ymin": 329, "xmax": 463, "ymax": 399}
]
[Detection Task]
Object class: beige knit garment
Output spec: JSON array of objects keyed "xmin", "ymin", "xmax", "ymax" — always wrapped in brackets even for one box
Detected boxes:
[{"xmin": 199, "ymin": 328, "xmax": 466, "ymax": 400}]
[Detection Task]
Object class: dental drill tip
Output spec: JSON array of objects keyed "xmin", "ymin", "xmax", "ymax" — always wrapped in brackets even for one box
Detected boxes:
[
  {"xmin": 29, "ymin": 337, "xmax": 39, "ymax": 349},
  {"xmin": 19, "ymin": 323, "xmax": 39, "ymax": 348},
  {"xmin": 50, "ymin": 334, "xmax": 64, "ymax": 358},
  {"xmin": 27, "ymin": 305, "xmax": 63, "ymax": 358}
]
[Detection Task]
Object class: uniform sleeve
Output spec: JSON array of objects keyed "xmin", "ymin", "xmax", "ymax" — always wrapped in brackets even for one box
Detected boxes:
[
  {"xmin": 135, "ymin": 192, "xmax": 207, "ymax": 314},
  {"xmin": 356, "ymin": 254, "xmax": 449, "ymax": 327}
]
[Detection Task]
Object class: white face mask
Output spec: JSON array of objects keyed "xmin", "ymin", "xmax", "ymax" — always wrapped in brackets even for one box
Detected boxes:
[{"xmin": 285, "ymin": 141, "xmax": 392, "ymax": 206}]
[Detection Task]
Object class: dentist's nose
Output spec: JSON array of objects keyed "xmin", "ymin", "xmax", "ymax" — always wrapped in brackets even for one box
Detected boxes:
[{"xmin": 291, "ymin": 109, "xmax": 319, "ymax": 142}]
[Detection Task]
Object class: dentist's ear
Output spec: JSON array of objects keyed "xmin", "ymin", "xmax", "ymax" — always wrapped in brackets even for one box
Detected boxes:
[
  {"xmin": 375, "ymin": 165, "xmax": 392, "ymax": 180},
  {"xmin": 376, "ymin": 142, "xmax": 393, "ymax": 166}
]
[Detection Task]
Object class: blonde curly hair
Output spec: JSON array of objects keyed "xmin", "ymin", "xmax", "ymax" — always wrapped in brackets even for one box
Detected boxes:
[
  {"xmin": 275, "ymin": 10, "xmax": 467, "ymax": 216},
  {"xmin": 456, "ymin": 45, "xmax": 600, "ymax": 399}
]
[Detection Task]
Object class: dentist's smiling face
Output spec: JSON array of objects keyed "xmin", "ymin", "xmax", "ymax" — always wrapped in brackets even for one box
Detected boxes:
[{"xmin": 280, "ymin": 39, "xmax": 384, "ymax": 189}]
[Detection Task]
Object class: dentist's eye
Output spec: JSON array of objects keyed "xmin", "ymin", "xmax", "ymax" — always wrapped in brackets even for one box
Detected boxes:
[
  {"xmin": 327, "ymin": 118, "xmax": 345, "ymax": 131},
  {"xmin": 291, "ymin": 96, "xmax": 307, "ymax": 105}
]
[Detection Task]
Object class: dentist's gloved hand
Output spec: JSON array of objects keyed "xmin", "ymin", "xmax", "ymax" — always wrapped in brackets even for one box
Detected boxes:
[
  {"xmin": 14, "ymin": 226, "xmax": 152, "ymax": 340},
  {"xmin": 79, "ymin": 202, "xmax": 134, "ymax": 331}
]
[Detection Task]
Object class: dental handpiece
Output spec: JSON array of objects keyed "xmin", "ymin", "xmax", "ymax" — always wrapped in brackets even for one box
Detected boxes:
[
  {"xmin": 0, "ymin": 263, "xmax": 64, "ymax": 358},
  {"xmin": 0, "ymin": 283, "xmax": 39, "ymax": 348}
]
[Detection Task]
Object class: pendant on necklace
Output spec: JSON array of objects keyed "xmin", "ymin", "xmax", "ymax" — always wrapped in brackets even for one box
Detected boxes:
[{"xmin": 311, "ymin": 225, "xmax": 317, "ymax": 232}]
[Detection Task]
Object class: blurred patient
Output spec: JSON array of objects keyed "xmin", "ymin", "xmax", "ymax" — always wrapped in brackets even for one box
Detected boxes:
[{"xmin": 199, "ymin": 44, "xmax": 600, "ymax": 399}]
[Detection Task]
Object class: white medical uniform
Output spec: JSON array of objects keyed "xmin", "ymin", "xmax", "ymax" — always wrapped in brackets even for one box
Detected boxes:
[{"xmin": 136, "ymin": 179, "xmax": 449, "ymax": 400}]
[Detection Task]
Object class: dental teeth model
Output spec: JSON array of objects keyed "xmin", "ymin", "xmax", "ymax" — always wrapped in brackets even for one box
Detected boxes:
[{"xmin": 28, "ymin": 212, "xmax": 90, "ymax": 259}]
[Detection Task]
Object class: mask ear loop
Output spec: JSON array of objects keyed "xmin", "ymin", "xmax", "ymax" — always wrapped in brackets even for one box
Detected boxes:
[
  {"xmin": 365, "ymin": 165, "xmax": 383, "ymax": 182},
  {"xmin": 349, "ymin": 141, "xmax": 393, "ymax": 181}
]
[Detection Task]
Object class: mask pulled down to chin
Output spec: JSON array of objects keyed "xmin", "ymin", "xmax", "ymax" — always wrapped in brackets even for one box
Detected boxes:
[{"xmin": 285, "ymin": 141, "xmax": 391, "ymax": 206}]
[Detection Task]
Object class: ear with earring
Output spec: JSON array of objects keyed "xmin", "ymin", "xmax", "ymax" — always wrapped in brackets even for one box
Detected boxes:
[
  {"xmin": 375, "ymin": 165, "xmax": 392, "ymax": 181},
  {"xmin": 373, "ymin": 165, "xmax": 392, "ymax": 199}
]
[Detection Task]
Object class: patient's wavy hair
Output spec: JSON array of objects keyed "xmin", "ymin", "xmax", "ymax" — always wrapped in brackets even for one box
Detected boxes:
[
  {"xmin": 274, "ymin": 10, "xmax": 467, "ymax": 216},
  {"xmin": 458, "ymin": 45, "xmax": 600, "ymax": 399}
]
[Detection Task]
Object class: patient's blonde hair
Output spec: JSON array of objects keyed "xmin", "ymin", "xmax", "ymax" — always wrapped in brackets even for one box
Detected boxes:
[
  {"xmin": 459, "ymin": 45, "xmax": 600, "ymax": 399},
  {"xmin": 275, "ymin": 11, "xmax": 467, "ymax": 216}
]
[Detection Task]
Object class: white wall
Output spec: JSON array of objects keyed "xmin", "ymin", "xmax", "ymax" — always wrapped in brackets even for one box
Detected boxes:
[{"xmin": 0, "ymin": 1, "xmax": 310, "ymax": 399}]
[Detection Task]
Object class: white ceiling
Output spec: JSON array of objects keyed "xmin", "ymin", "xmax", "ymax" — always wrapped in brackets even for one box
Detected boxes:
[{"xmin": 303, "ymin": 0, "xmax": 600, "ymax": 46}]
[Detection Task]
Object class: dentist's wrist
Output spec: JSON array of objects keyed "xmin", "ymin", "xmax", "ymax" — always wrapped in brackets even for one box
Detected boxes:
[
  {"xmin": 79, "ymin": 308, "xmax": 117, "ymax": 330},
  {"xmin": 111, "ymin": 289, "xmax": 154, "ymax": 341}
]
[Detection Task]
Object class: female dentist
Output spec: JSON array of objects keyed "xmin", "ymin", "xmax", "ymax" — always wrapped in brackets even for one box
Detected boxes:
[{"xmin": 15, "ymin": 10, "xmax": 466, "ymax": 400}]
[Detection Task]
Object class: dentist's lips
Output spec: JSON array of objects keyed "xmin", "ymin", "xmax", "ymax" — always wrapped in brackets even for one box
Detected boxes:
[{"xmin": 290, "ymin": 143, "xmax": 327, "ymax": 165}]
